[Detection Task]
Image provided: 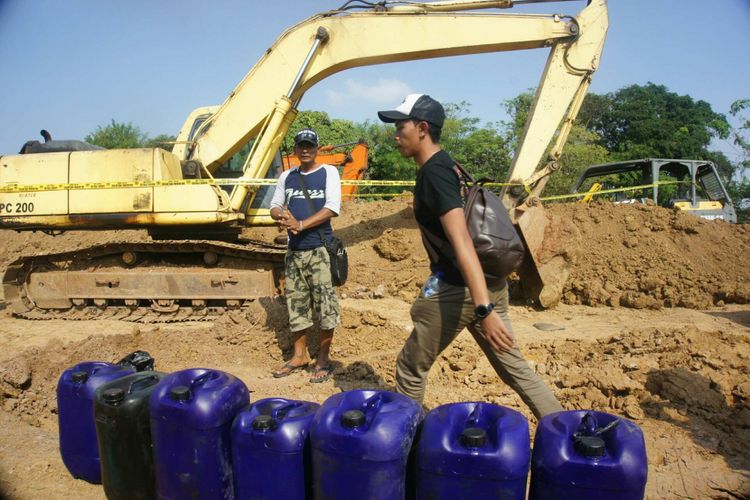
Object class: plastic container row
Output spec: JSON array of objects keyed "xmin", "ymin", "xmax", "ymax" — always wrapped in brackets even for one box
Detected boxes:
[{"xmin": 58, "ymin": 361, "xmax": 648, "ymax": 499}]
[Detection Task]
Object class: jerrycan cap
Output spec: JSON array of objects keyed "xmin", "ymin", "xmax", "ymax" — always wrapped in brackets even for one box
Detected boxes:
[
  {"xmin": 460, "ymin": 427, "xmax": 487, "ymax": 448},
  {"xmin": 103, "ymin": 387, "xmax": 125, "ymax": 404},
  {"xmin": 170, "ymin": 385, "xmax": 191, "ymax": 402},
  {"xmin": 574, "ymin": 435, "xmax": 606, "ymax": 458},
  {"xmin": 341, "ymin": 409, "xmax": 366, "ymax": 429},
  {"xmin": 71, "ymin": 371, "xmax": 89, "ymax": 384},
  {"xmin": 252, "ymin": 415, "xmax": 277, "ymax": 431}
]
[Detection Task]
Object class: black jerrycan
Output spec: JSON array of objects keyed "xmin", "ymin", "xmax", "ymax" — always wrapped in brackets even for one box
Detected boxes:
[{"xmin": 94, "ymin": 371, "xmax": 165, "ymax": 500}]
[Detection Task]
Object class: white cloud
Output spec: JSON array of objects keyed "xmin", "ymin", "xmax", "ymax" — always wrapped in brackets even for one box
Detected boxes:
[{"xmin": 325, "ymin": 78, "xmax": 412, "ymax": 107}]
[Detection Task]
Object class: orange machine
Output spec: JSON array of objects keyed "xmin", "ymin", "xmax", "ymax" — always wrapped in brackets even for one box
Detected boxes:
[{"xmin": 281, "ymin": 141, "xmax": 367, "ymax": 201}]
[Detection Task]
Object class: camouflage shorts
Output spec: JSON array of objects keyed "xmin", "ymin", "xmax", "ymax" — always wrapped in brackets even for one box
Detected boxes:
[{"xmin": 285, "ymin": 247, "xmax": 340, "ymax": 332}]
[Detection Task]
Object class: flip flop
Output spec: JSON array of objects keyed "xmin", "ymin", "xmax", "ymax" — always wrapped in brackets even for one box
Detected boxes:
[
  {"xmin": 272, "ymin": 361, "xmax": 308, "ymax": 378},
  {"xmin": 309, "ymin": 365, "xmax": 334, "ymax": 384}
]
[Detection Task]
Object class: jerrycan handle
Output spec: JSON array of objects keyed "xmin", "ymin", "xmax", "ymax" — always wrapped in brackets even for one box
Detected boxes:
[
  {"xmin": 594, "ymin": 417, "xmax": 621, "ymax": 436},
  {"xmin": 190, "ymin": 370, "xmax": 220, "ymax": 390},
  {"xmin": 578, "ymin": 412, "xmax": 599, "ymax": 436},
  {"xmin": 361, "ymin": 393, "xmax": 386, "ymax": 418},
  {"xmin": 128, "ymin": 374, "xmax": 160, "ymax": 394},
  {"xmin": 272, "ymin": 402, "xmax": 304, "ymax": 421},
  {"xmin": 466, "ymin": 403, "xmax": 485, "ymax": 428}
]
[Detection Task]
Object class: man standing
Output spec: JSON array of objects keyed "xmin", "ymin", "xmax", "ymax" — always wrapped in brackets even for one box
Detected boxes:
[
  {"xmin": 378, "ymin": 94, "xmax": 563, "ymax": 418},
  {"xmin": 269, "ymin": 128, "xmax": 341, "ymax": 383}
]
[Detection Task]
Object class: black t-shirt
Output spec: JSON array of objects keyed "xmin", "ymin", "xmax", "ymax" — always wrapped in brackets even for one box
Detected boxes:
[{"xmin": 413, "ymin": 150, "xmax": 465, "ymax": 286}]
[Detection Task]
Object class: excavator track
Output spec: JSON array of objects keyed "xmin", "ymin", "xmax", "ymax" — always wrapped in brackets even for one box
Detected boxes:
[{"xmin": 3, "ymin": 240, "xmax": 286, "ymax": 323}]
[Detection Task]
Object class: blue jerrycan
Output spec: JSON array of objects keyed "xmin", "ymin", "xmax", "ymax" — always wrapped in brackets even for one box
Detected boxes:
[
  {"xmin": 150, "ymin": 368, "xmax": 249, "ymax": 500},
  {"xmin": 57, "ymin": 361, "xmax": 135, "ymax": 483},
  {"xmin": 94, "ymin": 371, "xmax": 166, "ymax": 500},
  {"xmin": 416, "ymin": 402, "xmax": 530, "ymax": 499},
  {"xmin": 530, "ymin": 410, "xmax": 648, "ymax": 499},
  {"xmin": 310, "ymin": 389, "xmax": 423, "ymax": 500},
  {"xmin": 232, "ymin": 397, "xmax": 320, "ymax": 500}
]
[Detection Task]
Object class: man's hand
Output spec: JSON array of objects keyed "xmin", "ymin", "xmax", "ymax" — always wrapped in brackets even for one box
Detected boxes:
[
  {"xmin": 480, "ymin": 311, "xmax": 515, "ymax": 353},
  {"xmin": 278, "ymin": 209, "xmax": 303, "ymax": 234}
]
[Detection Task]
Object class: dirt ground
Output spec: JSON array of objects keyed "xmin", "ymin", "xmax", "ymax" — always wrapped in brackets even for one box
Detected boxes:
[{"xmin": 0, "ymin": 199, "xmax": 749, "ymax": 499}]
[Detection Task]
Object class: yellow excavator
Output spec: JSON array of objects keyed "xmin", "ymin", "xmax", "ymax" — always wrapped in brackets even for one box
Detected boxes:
[{"xmin": 0, "ymin": 0, "xmax": 608, "ymax": 320}]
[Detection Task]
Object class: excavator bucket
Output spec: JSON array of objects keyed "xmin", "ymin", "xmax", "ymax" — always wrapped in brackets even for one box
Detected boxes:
[{"xmin": 514, "ymin": 205, "xmax": 570, "ymax": 309}]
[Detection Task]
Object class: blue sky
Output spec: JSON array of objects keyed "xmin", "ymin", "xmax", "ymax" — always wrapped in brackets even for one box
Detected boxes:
[{"xmin": 1, "ymin": 0, "xmax": 748, "ymax": 164}]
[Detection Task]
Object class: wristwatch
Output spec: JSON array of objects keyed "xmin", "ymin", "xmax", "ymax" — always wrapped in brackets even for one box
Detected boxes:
[{"xmin": 474, "ymin": 303, "xmax": 494, "ymax": 319}]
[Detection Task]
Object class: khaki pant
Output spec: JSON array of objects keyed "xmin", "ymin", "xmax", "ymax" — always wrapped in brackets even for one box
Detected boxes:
[{"xmin": 395, "ymin": 279, "xmax": 563, "ymax": 419}]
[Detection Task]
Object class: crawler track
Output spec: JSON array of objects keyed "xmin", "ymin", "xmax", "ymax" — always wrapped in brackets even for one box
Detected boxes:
[{"xmin": 3, "ymin": 240, "xmax": 286, "ymax": 323}]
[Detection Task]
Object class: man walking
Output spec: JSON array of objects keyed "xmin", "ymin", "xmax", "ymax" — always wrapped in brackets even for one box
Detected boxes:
[
  {"xmin": 378, "ymin": 94, "xmax": 562, "ymax": 418},
  {"xmin": 269, "ymin": 128, "xmax": 341, "ymax": 383}
]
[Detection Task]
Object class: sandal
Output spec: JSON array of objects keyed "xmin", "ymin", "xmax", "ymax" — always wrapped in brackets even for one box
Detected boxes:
[
  {"xmin": 309, "ymin": 365, "xmax": 334, "ymax": 384},
  {"xmin": 272, "ymin": 361, "xmax": 308, "ymax": 378}
]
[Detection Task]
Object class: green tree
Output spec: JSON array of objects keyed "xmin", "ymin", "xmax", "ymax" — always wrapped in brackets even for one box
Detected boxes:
[
  {"xmin": 284, "ymin": 111, "xmax": 363, "ymax": 153},
  {"xmin": 501, "ymin": 90, "xmax": 609, "ymax": 197},
  {"xmin": 360, "ymin": 121, "xmax": 417, "ymax": 181},
  {"xmin": 729, "ymin": 98, "xmax": 750, "ymax": 177},
  {"xmin": 544, "ymin": 126, "xmax": 610, "ymax": 196},
  {"xmin": 581, "ymin": 83, "xmax": 730, "ymax": 164},
  {"xmin": 441, "ymin": 101, "xmax": 510, "ymax": 181},
  {"xmin": 85, "ymin": 120, "xmax": 148, "ymax": 149},
  {"xmin": 145, "ymin": 134, "xmax": 176, "ymax": 152}
]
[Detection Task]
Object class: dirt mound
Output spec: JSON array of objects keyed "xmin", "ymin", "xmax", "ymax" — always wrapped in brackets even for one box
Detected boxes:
[
  {"xmin": 2, "ymin": 198, "xmax": 747, "ymax": 312},
  {"xmin": 1, "ymin": 304, "xmax": 748, "ymax": 498},
  {"xmin": 539, "ymin": 202, "xmax": 750, "ymax": 309}
]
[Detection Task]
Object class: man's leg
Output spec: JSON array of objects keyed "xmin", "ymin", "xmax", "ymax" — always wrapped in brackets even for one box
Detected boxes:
[
  {"xmin": 309, "ymin": 247, "xmax": 339, "ymax": 380},
  {"xmin": 273, "ymin": 250, "xmax": 315, "ymax": 376},
  {"xmin": 395, "ymin": 282, "xmax": 468, "ymax": 403},
  {"xmin": 466, "ymin": 284, "xmax": 563, "ymax": 419}
]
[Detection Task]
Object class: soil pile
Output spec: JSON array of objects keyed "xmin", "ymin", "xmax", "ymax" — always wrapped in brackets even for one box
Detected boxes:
[
  {"xmin": 1, "ymin": 304, "xmax": 748, "ymax": 498},
  {"xmin": 252, "ymin": 198, "xmax": 750, "ymax": 311},
  {"xmin": 1, "ymin": 198, "xmax": 747, "ymax": 311},
  {"xmin": 541, "ymin": 202, "xmax": 750, "ymax": 309}
]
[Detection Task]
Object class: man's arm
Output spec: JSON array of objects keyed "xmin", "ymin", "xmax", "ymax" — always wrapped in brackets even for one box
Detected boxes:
[
  {"xmin": 269, "ymin": 171, "xmax": 290, "ymax": 222},
  {"xmin": 439, "ymin": 208, "xmax": 515, "ymax": 353}
]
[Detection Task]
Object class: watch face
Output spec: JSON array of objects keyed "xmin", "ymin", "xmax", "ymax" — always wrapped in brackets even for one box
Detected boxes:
[{"xmin": 475, "ymin": 304, "xmax": 492, "ymax": 318}]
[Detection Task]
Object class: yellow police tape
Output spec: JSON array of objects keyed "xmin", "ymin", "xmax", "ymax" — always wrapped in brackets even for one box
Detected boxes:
[
  {"xmin": 0, "ymin": 177, "xmax": 517, "ymax": 193},
  {"xmin": 0, "ymin": 177, "xmax": 683, "ymax": 202},
  {"xmin": 0, "ymin": 178, "xmax": 414, "ymax": 193},
  {"xmin": 539, "ymin": 180, "xmax": 687, "ymax": 202}
]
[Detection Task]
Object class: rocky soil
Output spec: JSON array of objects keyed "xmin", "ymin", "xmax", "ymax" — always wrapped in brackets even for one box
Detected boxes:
[{"xmin": 0, "ymin": 198, "xmax": 748, "ymax": 499}]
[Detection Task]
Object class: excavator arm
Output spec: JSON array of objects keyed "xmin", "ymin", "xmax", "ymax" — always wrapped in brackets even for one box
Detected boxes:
[{"xmin": 185, "ymin": 0, "xmax": 608, "ymax": 215}]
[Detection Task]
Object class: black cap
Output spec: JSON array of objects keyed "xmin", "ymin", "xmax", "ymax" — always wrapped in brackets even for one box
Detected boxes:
[
  {"xmin": 378, "ymin": 94, "xmax": 445, "ymax": 128},
  {"xmin": 170, "ymin": 385, "xmax": 191, "ymax": 402},
  {"xmin": 294, "ymin": 128, "xmax": 319, "ymax": 146},
  {"xmin": 71, "ymin": 371, "xmax": 88, "ymax": 383},
  {"xmin": 574, "ymin": 435, "xmax": 606, "ymax": 458},
  {"xmin": 341, "ymin": 409, "xmax": 366, "ymax": 429},
  {"xmin": 102, "ymin": 387, "xmax": 125, "ymax": 404},
  {"xmin": 460, "ymin": 427, "xmax": 487, "ymax": 448},
  {"xmin": 252, "ymin": 414, "xmax": 277, "ymax": 431}
]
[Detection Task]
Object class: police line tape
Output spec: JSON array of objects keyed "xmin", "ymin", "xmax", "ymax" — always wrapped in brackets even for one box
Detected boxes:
[
  {"xmin": 0, "ymin": 177, "xmax": 686, "ymax": 199},
  {"xmin": 0, "ymin": 178, "xmax": 408, "ymax": 193},
  {"xmin": 0, "ymin": 177, "xmax": 518, "ymax": 193},
  {"xmin": 539, "ymin": 180, "xmax": 688, "ymax": 202}
]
